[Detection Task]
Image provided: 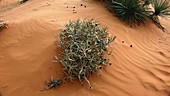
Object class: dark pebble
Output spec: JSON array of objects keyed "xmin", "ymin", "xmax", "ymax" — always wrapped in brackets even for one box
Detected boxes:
[
  {"xmin": 84, "ymin": 5, "xmax": 86, "ymax": 8},
  {"xmin": 73, "ymin": 6, "xmax": 75, "ymax": 8},
  {"xmin": 80, "ymin": 4, "xmax": 83, "ymax": 6},
  {"xmin": 122, "ymin": 41, "xmax": 124, "ymax": 43},
  {"xmin": 130, "ymin": 45, "xmax": 132, "ymax": 47}
]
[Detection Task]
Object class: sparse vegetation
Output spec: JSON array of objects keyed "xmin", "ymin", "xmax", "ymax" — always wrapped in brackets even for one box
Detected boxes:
[
  {"xmin": 55, "ymin": 19, "xmax": 116, "ymax": 88},
  {"xmin": 106, "ymin": 0, "xmax": 149, "ymax": 26},
  {"xmin": 0, "ymin": 0, "xmax": 29, "ymax": 12},
  {"xmin": 105, "ymin": 0, "xmax": 170, "ymax": 31},
  {"xmin": 152, "ymin": 0, "xmax": 170, "ymax": 17},
  {"xmin": 0, "ymin": 20, "xmax": 8, "ymax": 31},
  {"xmin": 149, "ymin": 0, "xmax": 170, "ymax": 31}
]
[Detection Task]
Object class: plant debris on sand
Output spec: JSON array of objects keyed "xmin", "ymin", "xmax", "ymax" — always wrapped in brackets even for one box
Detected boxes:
[
  {"xmin": 0, "ymin": 20, "xmax": 8, "ymax": 31},
  {"xmin": 55, "ymin": 19, "xmax": 116, "ymax": 89},
  {"xmin": 41, "ymin": 77, "xmax": 62, "ymax": 91}
]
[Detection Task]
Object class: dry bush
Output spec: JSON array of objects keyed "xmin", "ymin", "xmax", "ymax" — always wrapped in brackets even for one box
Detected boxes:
[{"xmin": 55, "ymin": 19, "xmax": 116, "ymax": 88}]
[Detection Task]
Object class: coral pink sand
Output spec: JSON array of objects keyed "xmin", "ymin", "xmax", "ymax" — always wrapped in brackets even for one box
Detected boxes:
[{"xmin": 0, "ymin": 0, "xmax": 170, "ymax": 96}]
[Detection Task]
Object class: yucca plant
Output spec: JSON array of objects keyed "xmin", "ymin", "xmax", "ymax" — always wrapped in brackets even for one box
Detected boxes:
[
  {"xmin": 55, "ymin": 19, "xmax": 116, "ymax": 89},
  {"xmin": 106, "ymin": 0, "xmax": 149, "ymax": 26},
  {"xmin": 143, "ymin": 0, "xmax": 153, "ymax": 6},
  {"xmin": 152, "ymin": 0, "xmax": 170, "ymax": 17},
  {"xmin": 149, "ymin": 0, "xmax": 170, "ymax": 31}
]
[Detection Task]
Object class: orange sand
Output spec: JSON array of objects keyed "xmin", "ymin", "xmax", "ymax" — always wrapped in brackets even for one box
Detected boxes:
[{"xmin": 0, "ymin": 0, "xmax": 170, "ymax": 96}]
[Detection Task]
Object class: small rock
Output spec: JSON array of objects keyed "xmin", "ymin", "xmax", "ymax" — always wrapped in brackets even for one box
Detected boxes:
[{"xmin": 130, "ymin": 45, "xmax": 132, "ymax": 47}]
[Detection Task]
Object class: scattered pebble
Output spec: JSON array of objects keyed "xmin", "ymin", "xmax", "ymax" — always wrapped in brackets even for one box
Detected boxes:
[
  {"xmin": 84, "ymin": 5, "xmax": 86, "ymax": 8},
  {"xmin": 122, "ymin": 41, "xmax": 124, "ymax": 43},
  {"xmin": 73, "ymin": 6, "xmax": 75, "ymax": 8},
  {"xmin": 80, "ymin": 4, "xmax": 83, "ymax": 6},
  {"xmin": 66, "ymin": 6, "xmax": 68, "ymax": 8},
  {"xmin": 90, "ymin": 86, "xmax": 93, "ymax": 89},
  {"xmin": 130, "ymin": 45, "xmax": 132, "ymax": 47}
]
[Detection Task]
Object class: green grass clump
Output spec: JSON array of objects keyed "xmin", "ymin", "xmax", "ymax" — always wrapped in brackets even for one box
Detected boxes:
[
  {"xmin": 151, "ymin": 0, "xmax": 170, "ymax": 17},
  {"xmin": 149, "ymin": 0, "xmax": 170, "ymax": 31},
  {"xmin": 57, "ymin": 19, "xmax": 116, "ymax": 88},
  {"xmin": 105, "ymin": 0, "xmax": 170, "ymax": 31},
  {"xmin": 106, "ymin": 0, "xmax": 149, "ymax": 26}
]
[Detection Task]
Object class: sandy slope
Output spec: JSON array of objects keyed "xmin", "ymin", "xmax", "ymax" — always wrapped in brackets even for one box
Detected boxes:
[{"xmin": 0, "ymin": 0, "xmax": 170, "ymax": 96}]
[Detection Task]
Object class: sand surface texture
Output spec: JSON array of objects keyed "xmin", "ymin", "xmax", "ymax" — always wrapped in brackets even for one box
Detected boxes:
[{"xmin": 0, "ymin": 0, "xmax": 170, "ymax": 96}]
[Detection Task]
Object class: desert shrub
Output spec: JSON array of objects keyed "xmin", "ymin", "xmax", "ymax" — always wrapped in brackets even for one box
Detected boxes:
[
  {"xmin": 106, "ymin": 0, "xmax": 149, "ymax": 26},
  {"xmin": 151, "ymin": 0, "xmax": 170, "ymax": 17},
  {"xmin": 56, "ymin": 19, "xmax": 116, "ymax": 88},
  {"xmin": 104, "ymin": 0, "xmax": 170, "ymax": 31},
  {"xmin": 148, "ymin": 0, "xmax": 170, "ymax": 31}
]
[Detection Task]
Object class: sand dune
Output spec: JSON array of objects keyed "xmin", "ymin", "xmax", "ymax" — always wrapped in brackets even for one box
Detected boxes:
[{"xmin": 0, "ymin": 0, "xmax": 170, "ymax": 96}]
